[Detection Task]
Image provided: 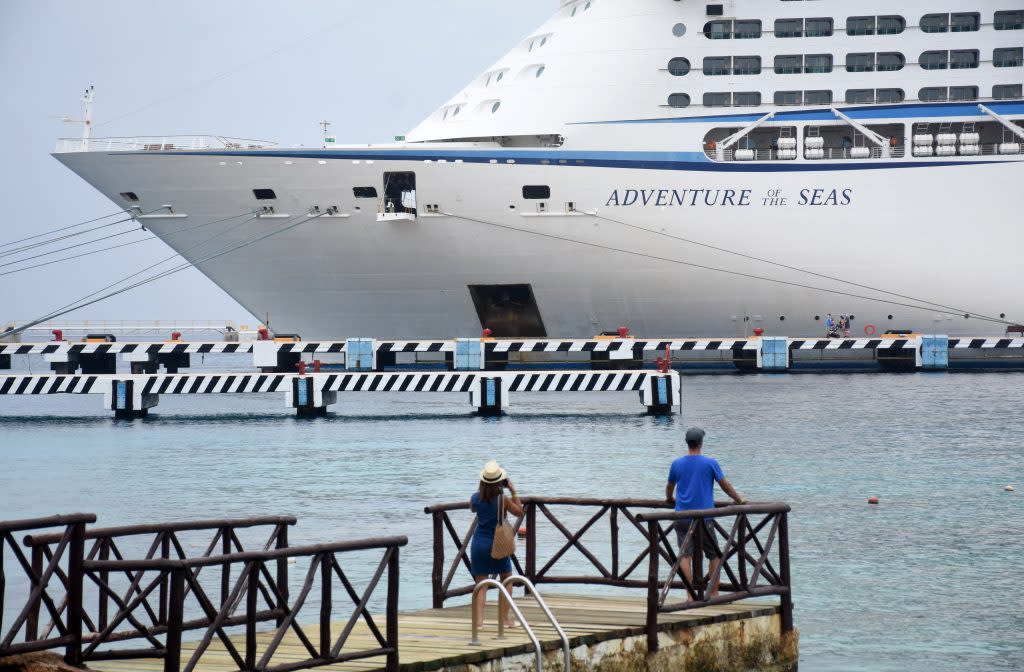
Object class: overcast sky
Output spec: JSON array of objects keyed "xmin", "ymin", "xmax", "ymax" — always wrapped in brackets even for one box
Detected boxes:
[{"xmin": 0, "ymin": 0, "xmax": 551, "ymax": 328}]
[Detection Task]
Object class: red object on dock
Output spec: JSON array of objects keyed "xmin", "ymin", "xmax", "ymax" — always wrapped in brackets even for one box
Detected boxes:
[
  {"xmin": 482, "ymin": 328, "xmax": 493, "ymax": 338},
  {"xmin": 296, "ymin": 361, "xmax": 307, "ymax": 376},
  {"xmin": 312, "ymin": 360, "xmax": 321, "ymax": 373},
  {"xmin": 617, "ymin": 326, "xmax": 630, "ymax": 338},
  {"xmin": 258, "ymin": 327, "xmax": 270, "ymax": 341},
  {"xmin": 51, "ymin": 329, "xmax": 63, "ymax": 342},
  {"xmin": 868, "ymin": 497, "xmax": 879, "ymax": 505},
  {"xmin": 170, "ymin": 331, "xmax": 182, "ymax": 341},
  {"xmin": 753, "ymin": 327, "xmax": 764, "ymax": 336}
]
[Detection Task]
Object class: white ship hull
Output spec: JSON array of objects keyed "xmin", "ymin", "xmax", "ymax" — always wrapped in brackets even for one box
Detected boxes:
[{"xmin": 54, "ymin": 148, "xmax": 1022, "ymax": 338}]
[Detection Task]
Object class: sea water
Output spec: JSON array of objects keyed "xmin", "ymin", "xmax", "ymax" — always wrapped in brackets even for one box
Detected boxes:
[{"xmin": 1, "ymin": 368, "xmax": 1022, "ymax": 671}]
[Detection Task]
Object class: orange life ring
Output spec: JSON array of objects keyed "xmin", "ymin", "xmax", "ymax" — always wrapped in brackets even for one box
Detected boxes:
[{"xmin": 864, "ymin": 324, "xmax": 877, "ymax": 336}]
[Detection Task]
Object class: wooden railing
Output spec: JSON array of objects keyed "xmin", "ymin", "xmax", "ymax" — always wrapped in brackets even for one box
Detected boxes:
[
  {"xmin": 1, "ymin": 513, "xmax": 94, "ymax": 663},
  {"xmin": 426, "ymin": 497, "xmax": 792, "ymax": 653},
  {"xmin": 21, "ymin": 516, "xmax": 295, "ymax": 650},
  {"xmin": 2, "ymin": 514, "xmax": 404, "ymax": 671}
]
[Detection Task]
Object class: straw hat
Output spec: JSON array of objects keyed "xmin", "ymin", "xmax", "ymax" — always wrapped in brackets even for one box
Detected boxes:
[{"xmin": 480, "ymin": 460, "xmax": 507, "ymax": 484}]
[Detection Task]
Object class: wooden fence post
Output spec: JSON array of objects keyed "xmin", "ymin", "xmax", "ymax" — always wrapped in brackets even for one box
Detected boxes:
[
  {"xmin": 164, "ymin": 569, "xmax": 185, "ymax": 672},
  {"xmin": 320, "ymin": 554, "xmax": 331, "ymax": 658},
  {"xmin": 778, "ymin": 512, "xmax": 794, "ymax": 633},
  {"xmin": 646, "ymin": 521, "xmax": 660, "ymax": 653},
  {"xmin": 386, "ymin": 547, "xmax": 400, "ymax": 672},
  {"xmin": 275, "ymin": 525, "xmax": 289, "ymax": 628},
  {"xmin": 525, "ymin": 503, "xmax": 537, "ymax": 582},
  {"xmin": 63, "ymin": 521, "xmax": 86, "ymax": 667},
  {"xmin": 431, "ymin": 513, "xmax": 444, "ymax": 609},
  {"xmin": 25, "ymin": 546, "xmax": 43, "ymax": 641},
  {"xmin": 246, "ymin": 562, "xmax": 258, "ymax": 669}
]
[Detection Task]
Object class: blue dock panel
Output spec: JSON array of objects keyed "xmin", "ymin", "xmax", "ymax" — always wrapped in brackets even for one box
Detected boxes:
[
  {"xmin": 115, "ymin": 380, "xmax": 129, "ymax": 410},
  {"xmin": 761, "ymin": 337, "xmax": 789, "ymax": 370},
  {"xmin": 346, "ymin": 339, "xmax": 375, "ymax": 371},
  {"xmin": 455, "ymin": 339, "xmax": 483, "ymax": 370},
  {"xmin": 920, "ymin": 335, "xmax": 949, "ymax": 369}
]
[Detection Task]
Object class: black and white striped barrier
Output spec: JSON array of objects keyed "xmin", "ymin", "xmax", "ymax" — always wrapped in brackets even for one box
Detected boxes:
[
  {"xmin": 3, "ymin": 336, "xmax": 1023, "ymax": 373},
  {"xmin": 0, "ymin": 370, "xmax": 681, "ymax": 418}
]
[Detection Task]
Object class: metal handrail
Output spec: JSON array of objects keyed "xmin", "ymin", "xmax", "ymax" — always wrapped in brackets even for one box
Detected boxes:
[
  {"xmin": 502, "ymin": 576, "xmax": 569, "ymax": 672},
  {"xmin": 469, "ymin": 579, "xmax": 543, "ymax": 670}
]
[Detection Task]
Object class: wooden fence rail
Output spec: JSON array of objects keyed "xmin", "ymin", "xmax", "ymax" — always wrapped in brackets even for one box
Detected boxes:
[{"xmin": 426, "ymin": 497, "xmax": 792, "ymax": 653}]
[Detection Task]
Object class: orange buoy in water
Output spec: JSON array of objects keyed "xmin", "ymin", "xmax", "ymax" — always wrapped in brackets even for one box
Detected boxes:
[
  {"xmin": 868, "ymin": 497, "xmax": 879, "ymax": 504},
  {"xmin": 518, "ymin": 526, "xmax": 528, "ymax": 538}
]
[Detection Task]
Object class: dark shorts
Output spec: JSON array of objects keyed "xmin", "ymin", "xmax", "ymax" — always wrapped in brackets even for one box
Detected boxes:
[{"xmin": 673, "ymin": 519, "xmax": 720, "ymax": 558}]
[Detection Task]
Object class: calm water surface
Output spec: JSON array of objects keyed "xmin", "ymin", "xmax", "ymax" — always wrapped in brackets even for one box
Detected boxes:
[{"xmin": 1, "ymin": 370, "xmax": 1022, "ymax": 670}]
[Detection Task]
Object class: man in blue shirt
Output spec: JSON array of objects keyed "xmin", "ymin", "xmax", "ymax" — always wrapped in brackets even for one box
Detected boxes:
[{"xmin": 665, "ymin": 427, "xmax": 746, "ymax": 598}]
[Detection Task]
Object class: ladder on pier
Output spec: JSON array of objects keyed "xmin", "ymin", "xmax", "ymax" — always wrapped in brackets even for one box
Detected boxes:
[{"xmin": 470, "ymin": 576, "xmax": 570, "ymax": 671}]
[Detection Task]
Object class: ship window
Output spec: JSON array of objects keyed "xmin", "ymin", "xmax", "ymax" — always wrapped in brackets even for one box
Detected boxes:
[
  {"xmin": 805, "ymin": 54, "xmax": 833, "ymax": 73},
  {"xmin": 949, "ymin": 86, "xmax": 978, "ymax": 101},
  {"xmin": 805, "ymin": 18, "xmax": 833, "ymax": 37},
  {"xmin": 774, "ymin": 55, "xmax": 803, "ymax": 74},
  {"xmin": 522, "ymin": 185, "xmax": 551, "ymax": 199},
  {"xmin": 119, "ymin": 191, "xmax": 139, "ymax": 202},
  {"xmin": 775, "ymin": 90, "xmax": 802, "ymax": 106},
  {"xmin": 775, "ymin": 18, "xmax": 802, "ymax": 38},
  {"xmin": 733, "ymin": 91, "xmax": 761, "ymax": 106},
  {"xmin": 668, "ymin": 93, "xmax": 691, "ymax": 108},
  {"xmin": 491, "ymin": 101, "xmax": 501, "ymax": 113},
  {"xmin": 733, "ymin": 56, "xmax": 762, "ymax": 74},
  {"xmin": 994, "ymin": 84, "xmax": 1023, "ymax": 99},
  {"xmin": 673, "ymin": 23, "xmax": 687, "ymax": 37},
  {"xmin": 846, "ymin": 53, "xmax": 874, "ymax": 72},
  {"xmin": 949, "ymin": 50, "xmax": 979, "ymax": 69},
  {"xmin": 703, "ymin": 19, "xmax": 761, "ymax": 39},
  {"xmin": 535, "ymin": 66, "xmax": 546, "ymax": 78},
  {"xmin": 919, "ymin": 87, "xmax": 947, "ymax": 102},
  {"xmin": 920, "ymin": 14, "xmax": 948, "ymax": 33},
  {"xmin": 877, "ymin": 52, "xmax": 905, "ymax": 71},
  {"xmin": 994, "ymin": 48, "xmax": 1023, "ymax": 67},
  {"xmin": 950, "ymin": 13, "xmax": 979, "ymax": 32},
  {"xmin": 846, "ymin": 89, "xmax": 875, "ymax": 104},
  {"xmin": 704, "ymin": 57, "xmax": 731, "ymax": 75},
  {"xmin": 668, "ymin": 57, "xmax": 691, "ymax": 76},
  {"xmin": 920, "ymin": 51, "xmax": 948, "ymax": 70},
  {"xmin": 253, "ymin": 188, "xmax": 276, "ymax": 200},
  {"xmin": 804, "ymin": 90, "xmax": 832, "ymax": 105},
  {"xmin": 878, "ymin": 16, "xmax": 905, "ymax": 35},
  {"xmin": 353, "ymin": 186, "xmax": 378, "ymax": 198},
  {"xmin": 703, "ymin": 92, "xmax": 731, "ymax": 107},
  {"xmin": 995, "ymin": 10, "xmax": 1024, "ymax": 30},
  {"xmin": 847, "ymin": 16, "xmax": 875, "ymax": 36},
  {"xmin": 876, "ymin": 88, "xmax": 905, "ymax": 103},
  {"xmin": 734, "ymin": 20, "xmax": 762, "ymax": 39}
]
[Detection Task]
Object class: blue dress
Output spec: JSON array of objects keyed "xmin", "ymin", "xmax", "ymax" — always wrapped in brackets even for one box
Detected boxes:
[{"xmin": 470, "ymin": 492, "xmax": 514, "ymax": 576}]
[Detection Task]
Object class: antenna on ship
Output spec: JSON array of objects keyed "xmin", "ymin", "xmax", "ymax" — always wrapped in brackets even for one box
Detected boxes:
[
  {"xmin": 60, "ymin": 86, "xmax": 95, "ymax": 151},
  {"xmin": 320, "ymin": 120, "xmax": 335, "ymax": 148}
]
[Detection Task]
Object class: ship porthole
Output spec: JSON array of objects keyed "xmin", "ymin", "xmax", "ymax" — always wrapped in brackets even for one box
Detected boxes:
[
  {"xmin": 1000, "ymin": 312, "xmax": 1006, "ymax": 319},
  {"xmin": 672, "ymin": 23, "xmax": 687, "ymax": 37},
  {"xmin": 779, "ymin": 316, "xmax": 785, "ymax": 321}
]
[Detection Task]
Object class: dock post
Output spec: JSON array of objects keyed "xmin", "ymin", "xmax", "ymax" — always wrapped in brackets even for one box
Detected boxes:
[
  {"xmin": 758, "ymin": 337, "xmax": 790, "ymax": 371},
  {"xmin": 472, "ymin": 377, "xmax": 504, "ymax": 416},
  {"xmin": 778, "ymin": 512, "xmax": 794, "ymax": 634},
  {"xmin": 643, "ymin": 373, "xmax": 678, "ymax": 415},
  {"xmin": 287, "ymin": 376, "xmax": 335, "ymax": 417},
  {"xmin": 917, "ymin": 335, "xmax": 949, "ymax": 370},
  {"xmin": 105, "ymin": 379, "xmax": 158, "ymax": 419},
  {"xmin": 63, "ymin": 519, "xmax": 86, "ymax": 667},
  {"xmin": 386, "ymin": 546, "xmax": 400, "ymax": 672}
]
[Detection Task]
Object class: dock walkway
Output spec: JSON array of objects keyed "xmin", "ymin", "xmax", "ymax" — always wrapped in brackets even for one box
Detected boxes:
[{"xmin": 92, "ymin": 595, "xmax": 778, "ymax": 672}]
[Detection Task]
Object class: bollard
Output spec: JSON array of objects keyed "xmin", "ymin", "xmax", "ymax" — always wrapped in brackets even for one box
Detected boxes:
[{"xmin": 644, "ymin": 375, "xmax": 677, "ymax": 415}]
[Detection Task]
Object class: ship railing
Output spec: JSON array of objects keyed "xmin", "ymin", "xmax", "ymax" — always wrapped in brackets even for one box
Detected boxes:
[
  {"xmin": 708, "ymin": 148, "xmax": 798, "ymax": 162},
  {"xmin": 54, "ymin": 136, "xmax": 278, "ymax": 153},
  {"xmin": 804, "ymin": 146, "xmax": 906, "ymax": 160}
]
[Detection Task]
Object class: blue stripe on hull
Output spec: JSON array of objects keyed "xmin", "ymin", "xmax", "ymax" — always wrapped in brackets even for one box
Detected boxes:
[
  {"xmin": 142, "ymin": 149, "xmax": 1018, "ymax": 172},
  {"xmin": 573, "ymin": 101, "xmax": 1024, "ymax": 125}
]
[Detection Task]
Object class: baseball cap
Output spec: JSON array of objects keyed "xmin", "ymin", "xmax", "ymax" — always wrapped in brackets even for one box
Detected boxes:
[{"xmin": 685, "ymin": 427, "xmax": 706, "ymax": 443}]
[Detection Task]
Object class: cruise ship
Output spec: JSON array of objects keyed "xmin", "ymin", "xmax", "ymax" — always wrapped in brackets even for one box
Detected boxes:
[{"xmin": 54, "ymin": 1, "xmax": 1024, "ymax": 338}]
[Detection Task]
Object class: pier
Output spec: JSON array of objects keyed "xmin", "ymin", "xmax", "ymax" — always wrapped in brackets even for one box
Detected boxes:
[{"xmin": 0, "ymin": 500, "xmax": 796, "ymax": 671}]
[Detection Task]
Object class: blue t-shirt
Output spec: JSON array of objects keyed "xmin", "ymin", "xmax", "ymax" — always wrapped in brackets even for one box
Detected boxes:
[{"xmin": 668, "ymin": 454, "xmax": 724, "ymax": 511}]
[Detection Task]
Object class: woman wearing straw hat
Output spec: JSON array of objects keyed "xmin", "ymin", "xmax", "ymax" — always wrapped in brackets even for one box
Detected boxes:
[{"xmin": 470, "ymin": 460, "xmax": 523, "ymax": 628}]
